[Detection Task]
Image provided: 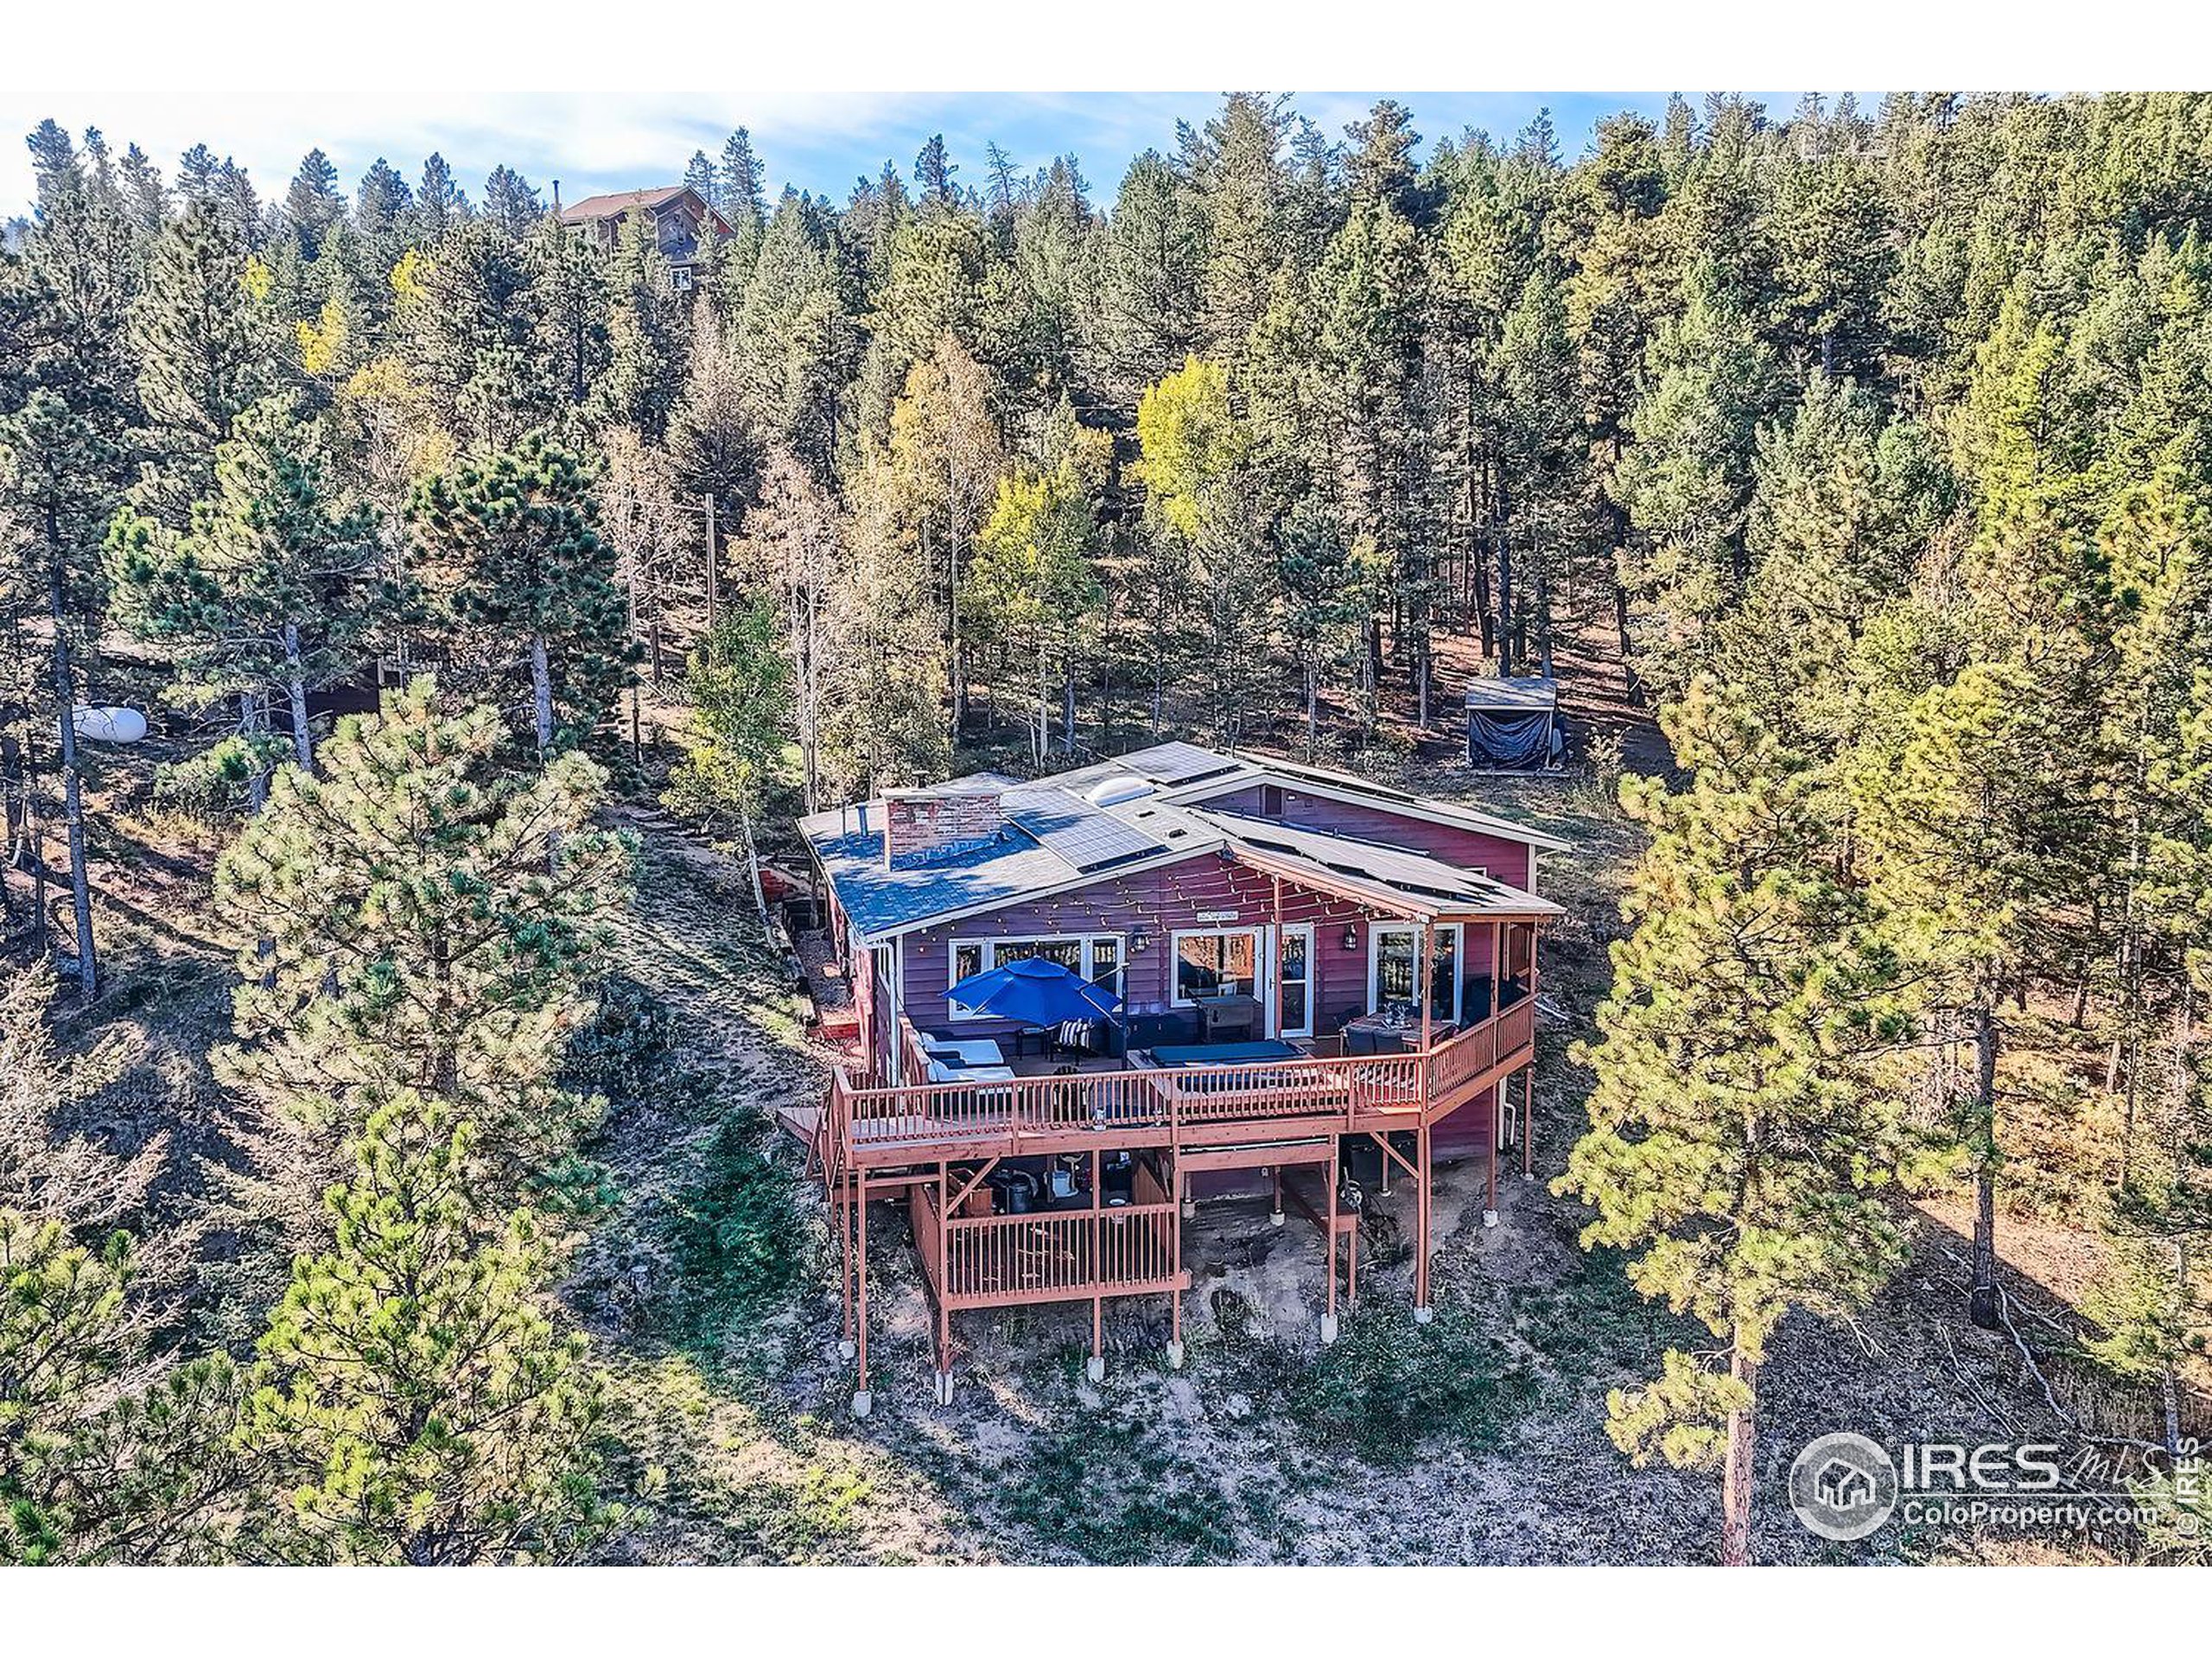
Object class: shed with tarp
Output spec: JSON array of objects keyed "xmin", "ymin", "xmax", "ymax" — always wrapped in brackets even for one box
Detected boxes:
[{"xmin": 1465, "ymin": 677, "xmax": 1562, "ymax": 771}]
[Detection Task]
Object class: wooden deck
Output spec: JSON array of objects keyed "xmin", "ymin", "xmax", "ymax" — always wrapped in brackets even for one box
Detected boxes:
[
  {"xmin": 814, "ymin": 997, "xmax": 1540, "ymax": 1408},
  {"xmin": 822, "ymin": 998, "xmax": 1535, "ymax": 1172}
]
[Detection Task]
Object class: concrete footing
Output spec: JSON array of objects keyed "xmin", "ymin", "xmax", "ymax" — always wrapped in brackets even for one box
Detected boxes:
[
  {"xmin": 1085, "ymin": 1354, "xmax": 1106, "ymax": 1383},
  {"xmin": 1414, "ymin": 1305, "xmax": 1433, "ymax": 1325},
  {"xmin": 1483, "ymin": 1208, "xmax": 1500, "ymax": 1229},
  {"xmin": 931, "ymin": 1370, "xmax": 954, "ymax": 1407},
  {"xmin": 1270, "ymin": 1209, "xmax": 1285, "ymax": 1228},
  {"xmin": 837, "ymin": 1338, "xmax": 856, "ymax": 1361},
  {"xmin": 1319, "ymin": 1313, "xmax": 1338, "ymax": 1345},
  {"xmin": 1180, "ymin": 1198, "xmax": 1197, "ymax": 1220},
  {"xmin": 851, "ymin": 1389, "xmax": 873, "ymax": 1418},
  {"xmin": 1166, "ymin": 1340, "xmax": 1185, "ymax": 1370}
]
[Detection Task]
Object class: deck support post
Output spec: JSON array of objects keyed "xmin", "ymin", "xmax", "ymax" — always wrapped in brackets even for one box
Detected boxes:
[
  {"xmin": 1484, "ymin": 1081, "xmax": 1501, "ymax": 1228},
  {"xmin": 1522, "ymin": 1065, "xmax": 1535, "ymax": 1181},
  {"xmin": 1322, "ymin": 1145, "xmax": 1340, "ymax": 1345},
  {"xmin": 853, "ymin": 1169, "xmax": 872, "ymax": 1415},
  {"xmin": 931, "ymin": 1161, "xmax": 952, "ymax": 1404},
  {"xmin": 1270, "ymin": 1165, "xmax": 1285, "ymax": 1227},
  {"xmin": 837, "ymin": 1169, "xmax": 857, "ymax": 1361},
  {"xmin": 1413, "ymin": 1123, "xmax": 1433, "ymax": 1322},
  {"xmin": 1167, "ymin": 1160, "xmax": 1185, "ymax": 1368},
  {"xmin": 1088, "ymin": 1294, "xmax": 1105, "ymax": 1383},
  {"xmin": 1490, "ymin": 918, "xmax": 1502, "ymax": 1026}
]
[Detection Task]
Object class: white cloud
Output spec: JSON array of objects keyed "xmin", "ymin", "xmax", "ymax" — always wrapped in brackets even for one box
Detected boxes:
[{"xmin": 0, "ymin": 89, "xmax": 949, "ymax": 218}]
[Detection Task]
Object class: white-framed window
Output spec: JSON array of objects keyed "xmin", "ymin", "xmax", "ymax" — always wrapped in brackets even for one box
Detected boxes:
[
  {"xmin": 670, "ymin": 264, "xmax": 695, "ymax": 293},
  {"xmin": 1368, "ymin": 923, "xmax": 1462, "ymax": 1025},
  {"xmin": 945, "ymin": 933, "xmax": 1122, "ymax": 1019},
  {"xmin": 1171, "ymin": 927, "xmax": 1262, "ymax": 1006}
]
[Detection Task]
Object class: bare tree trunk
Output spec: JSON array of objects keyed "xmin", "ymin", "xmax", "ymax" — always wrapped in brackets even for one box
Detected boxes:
[
  {"xmin": 1536, "ymin": 563, "xmax": 1555, "ymax": 679},
  {"xmin": 739, "ymin": 809, "xmax": 768, "ymax": 927},
  {"xmin": 48, "ymin": 562, "xmax": 94, "ymax": 998},
  {"xmin": 1471, "ymin": 451, "xmax": 1495, "ymax": 656},
  {"xmin": 241, "ymin": 692, "xmax": 268, "ymax": 815},
  {"xmin": 1720, "ymin": 1342, "xmax": 1758, "ymax": 1567},
  {"xmin": 1494, "ymin": 515, "xmax": 1515, "ymax": 678},
  {"xmin": 283, "ymin": 620, "xmax": 314, "ymax": 772},
  {"xmin": 1970, "ymin": 999, "xmax": 2001, "ymax": 1330},
  {"xmin": 530, "ymin": 632, "xmax": 556, "ymax": 759}
]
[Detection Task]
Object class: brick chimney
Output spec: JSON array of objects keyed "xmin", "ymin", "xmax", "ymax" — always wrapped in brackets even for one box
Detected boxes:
[{"xmin": 883, "ymin": 789, "xmax": 1003, "ymax": 871}]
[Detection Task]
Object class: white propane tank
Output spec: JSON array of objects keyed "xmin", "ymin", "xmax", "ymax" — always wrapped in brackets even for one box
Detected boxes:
[{"xmin": 72, "ymin": 705, "xmax": 149, "ymax": 743}]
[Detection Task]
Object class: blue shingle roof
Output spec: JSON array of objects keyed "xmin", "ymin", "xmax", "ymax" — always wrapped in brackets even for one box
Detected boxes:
[{"xmin": 798, "ymin": 740, "xmax": 1567, "ymax": 940}]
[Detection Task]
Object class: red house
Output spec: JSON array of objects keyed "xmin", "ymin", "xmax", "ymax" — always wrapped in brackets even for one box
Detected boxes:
[{"xmin": 792, "ymin": 741, "xmax": 1565, "ymax": 1412}]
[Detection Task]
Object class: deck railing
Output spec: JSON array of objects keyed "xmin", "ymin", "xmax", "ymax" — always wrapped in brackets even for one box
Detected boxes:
[
  {"xmin": 1427, "ymin": 996, "xmax": 1536, "ymax": 1105},
  {"xmin": 936, "ymin": 1201, "xmax": 1180, "ymax": 1304},
  {"xmin": 827, "ymin": 994, "xmax": 1535, "ymax": 1160}
]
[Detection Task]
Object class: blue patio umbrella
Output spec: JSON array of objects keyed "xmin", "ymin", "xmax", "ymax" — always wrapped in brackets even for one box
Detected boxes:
[{"xmin": 947, "ymin": 956, "xmax": 1122, "ymax": 1025}]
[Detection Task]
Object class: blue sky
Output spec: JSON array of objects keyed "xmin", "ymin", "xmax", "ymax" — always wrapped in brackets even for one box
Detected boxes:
[{"xmin": 0, "ymin": 91, "xmax": 1866, "ymax": 219}]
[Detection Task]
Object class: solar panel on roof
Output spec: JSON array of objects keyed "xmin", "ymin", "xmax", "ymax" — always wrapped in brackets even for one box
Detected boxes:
[
  {"xmin": 1124, "ymin": 741, "xmax": 1243, "ymax": 785},
  {"xmin": 1002, "ymin": 789, "xmax": 1164, "ymax": 873}
]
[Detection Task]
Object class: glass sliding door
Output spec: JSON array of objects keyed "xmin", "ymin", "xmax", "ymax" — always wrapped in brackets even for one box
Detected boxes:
[{"xmin": 1276, "ymin": 924, "xmax": 1313, "ymax": 1039}]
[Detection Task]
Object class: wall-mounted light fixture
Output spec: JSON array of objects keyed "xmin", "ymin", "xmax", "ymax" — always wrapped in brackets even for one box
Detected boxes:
[
  {"xmin": 1341, "ymin": 925, "xmax": 1360, "ymax": 952},
  {"xmin": 1132, "ymin": 927, "xmax": 1153, "ymax": 954}
]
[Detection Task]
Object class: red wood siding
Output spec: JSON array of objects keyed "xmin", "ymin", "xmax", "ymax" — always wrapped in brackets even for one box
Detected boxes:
[
  {"xmin": 899, "ymin": 852, "xmax": 1376, "ymax": 1037},
  {"xmin": 896, "ymin": 851, "xmax": 1506, "ymax": 1040},
  {"xmin": 1198, "ymin": 785, "xmax": 1535, "ymax": 891}
]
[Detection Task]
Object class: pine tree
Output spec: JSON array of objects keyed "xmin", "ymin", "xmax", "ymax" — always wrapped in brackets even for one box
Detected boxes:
[
  {"xmin": 1609, "ymin": 258, "xmax": 1779, "ymax": 695},
  {"xmin": 1560, "ymin": 677, "xmax": 1919, "ymax": 1565},
  {"xmin": 913, "ymin": 134, "xmax": 959, "ymax": 208},
  {"xmin": 212, "ymin": 680, "xmax": 632, "ymax": 1181},
  {"xmin": 1093, "ymin": 150, "xmax": 1203, "ymax": 406},
  {"xmin": 396, "ymin": 219, "xmax": 546, "ymax": 449},
  {"xmin": 1495, "ymin": 263, "xmax": 1594, "ymax": 677},
  {"xmin": 282, "ymin": 148, "xmax": 346, "ymax": 257},
  {"xmin": 115, "ymin": 143, "xmax": 165, "ymax": 237},
  {"xmin": 237, "ymin": 1094, "xmax": 613, "ymax": 1565},
  {"xmin": 1315, "ymin": 196, "xmax": 1432, "ymax": 717},
  {"xmin": 481, "ymin": 165, "xmax": 545, "ymax": 238},
  {"xmin": 730, "ymin": 189, "xmax": 842, "ymax": 475},
  {"xmin": 528, "ymin": 213, "xmax": 611, "ymax": 422},
  {"xmin": 408, "ymin": 436, "xmax": 633, "ymax": 757},
  {"xmin": 1188, "ymin": 92, "xmax": 1294, "ymax": 370},
  {"xmin": 715, "ymin": 128, "xmax": 769, "ymax": 262},
  {"xmin": 1770, "ymin": 99, "xmax": 1895, "ymax": 378},
  {"xmin": 665, "ymin": 596, "xmax": 791, "ymax": 894},
  {"xmin": 1856, "ymin": 661, "xmax": 2071, "ymax": 1327},
  {"xmin": 415, "ymin": 152, "xmax": 464, "ymax": 241},
  {"xmin": 0, "ymin": 158, "xmax": 137, "ymax": 996},
  {"xmin": 108, "ymin": 392, "xmax": 385, "ymax": 784},
  {"xmin": 354, "ymin": 157, "xmax": 412, "ymax": 241},
  {"xmin": 0, "ymin": 967, "xmax": 234, "ymax": 1564},
  {"xmin": 124, "ymin": 200, "xmax": 279, "ymax": 525},
  {"xmin": 822, "ymin": 443, "xmax": 950, "ymax": 795},
  {"xmin": 596, "ymin": 211, "xmax": 688, "ymax": 439}
]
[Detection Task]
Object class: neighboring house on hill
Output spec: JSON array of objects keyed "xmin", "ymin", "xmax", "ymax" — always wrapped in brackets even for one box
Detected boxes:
[
  {"xmin": 789, "ymin": 740, "xmax": 1568, "ymax": 1412},
  {"xmin": 557, "ymin": 184, "xmax": 731, "ymax": 290}
]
